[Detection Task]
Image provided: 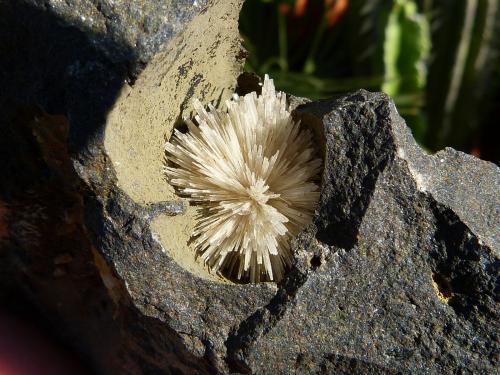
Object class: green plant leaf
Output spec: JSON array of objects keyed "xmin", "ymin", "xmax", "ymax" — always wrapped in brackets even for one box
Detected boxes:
[{"xmin": 382, "ymin": 0, "xmax": 430, "ymax": 96}]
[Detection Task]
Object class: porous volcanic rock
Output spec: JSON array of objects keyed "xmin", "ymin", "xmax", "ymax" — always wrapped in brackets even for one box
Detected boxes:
[{"xmin": 0, "ymin": 0, "xmax": 498, "ymax": 374}]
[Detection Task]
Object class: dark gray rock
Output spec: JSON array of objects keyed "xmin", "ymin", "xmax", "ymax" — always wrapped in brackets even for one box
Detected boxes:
[
  {"xmin": 0, "ymin": 0, "xmax": 205, "ymax": 154},
  {"xmin": 78, "ymin": 91, "xmax": 499, "ymax": 374},
  {"xmin": 26, "ymin": 0, "xmax": 208, "ymax": 65},
  {"xmin": 0, "ymin": 0, "xmax": 217, "ymax": 373},
  {"xmin": 224, "ymin": 92, "xmax": 499, "ymax": 374},
  {"xmin": 1, "ymin": 1, "xmax": 498, "ymax": 375}
]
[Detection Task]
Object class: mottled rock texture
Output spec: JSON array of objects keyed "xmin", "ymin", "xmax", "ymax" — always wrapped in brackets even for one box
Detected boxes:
[
  {"xmin": 232, "ymin": 93, "xmax": 499, "ymax": 374},
  {"xmin": 1, "ymin": 0, "xmax": 498, "ymax": 374}
]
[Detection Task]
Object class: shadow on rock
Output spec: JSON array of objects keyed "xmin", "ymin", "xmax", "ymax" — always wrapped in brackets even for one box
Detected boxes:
[{"xmin": 0, "ymin": 2, "xmax": 218, "ymax": 374}]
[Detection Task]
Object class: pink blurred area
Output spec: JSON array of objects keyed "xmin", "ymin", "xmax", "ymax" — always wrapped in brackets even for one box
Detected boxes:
[{"xmin": 0, "ymin": 311, "xmax": 88, "ymax": 375}]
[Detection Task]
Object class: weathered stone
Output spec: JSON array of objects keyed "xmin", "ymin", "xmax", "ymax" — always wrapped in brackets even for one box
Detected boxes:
[
  {"xmin": 25, "ymin": 0, "xmax": 208, "ymax": 66},
  {"xmin": 1, "ymin": 0, "xmax": 498, "ymax": 374},
  {"xmin": 224, "ymin": 92, "xmax": 499, "ymax": 374},
  {"xmin": 0, "ymin": 0, "xmax": 226, "ymax": 373}
]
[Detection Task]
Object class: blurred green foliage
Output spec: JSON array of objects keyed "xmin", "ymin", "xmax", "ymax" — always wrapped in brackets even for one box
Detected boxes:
[{"xmin": 240, "ymin": 0, "xmax": 499, "ymax": 162}]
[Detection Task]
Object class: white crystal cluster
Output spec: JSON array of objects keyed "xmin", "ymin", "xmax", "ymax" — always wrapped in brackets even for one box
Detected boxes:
[{"xmin": 165, "ymin": 75, "xmax": 321, "ymax": 282}]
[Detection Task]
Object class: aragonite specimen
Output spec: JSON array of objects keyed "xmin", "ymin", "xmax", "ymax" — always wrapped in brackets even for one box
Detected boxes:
[{"xmin": 165, "ymin": 75, "xmax": 322, "ymax": 282}]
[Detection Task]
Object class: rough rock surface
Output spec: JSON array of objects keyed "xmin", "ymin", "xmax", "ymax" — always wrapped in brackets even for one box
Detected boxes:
[
  {"xmin": 229, "ymin": 93, "xmax": 499, "ymax": 374},
  {"xmin": 1, "ymin": 1, "xmax": 499, "ymax": 375},
  {"xmin": 22, "ymin": 0, "xmax": 208, "ymax": 67}
]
